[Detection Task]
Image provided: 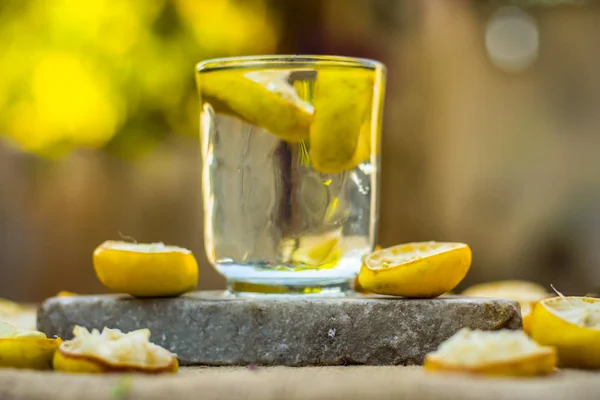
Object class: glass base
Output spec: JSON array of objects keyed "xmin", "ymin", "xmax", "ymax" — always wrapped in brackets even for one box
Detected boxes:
[{"xmin": 226, "ymin": 280, "xmax": 352, "ymax": 297}]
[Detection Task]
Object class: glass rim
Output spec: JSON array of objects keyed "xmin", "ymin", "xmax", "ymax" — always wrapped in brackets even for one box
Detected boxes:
[{"xmin": 196, "ymin": 54, "xmax": 385, "ymax": 73}]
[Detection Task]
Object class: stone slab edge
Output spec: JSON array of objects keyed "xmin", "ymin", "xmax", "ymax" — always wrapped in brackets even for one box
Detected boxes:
[{"xmin": 37, "ymin": 292, "xmax": 522, "ymax": 367}]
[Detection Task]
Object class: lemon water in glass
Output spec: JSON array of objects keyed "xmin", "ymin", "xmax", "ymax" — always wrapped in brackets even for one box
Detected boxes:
[{"xmin": 196, "ymin": 55, "xmax": 386, "ymax": 295}]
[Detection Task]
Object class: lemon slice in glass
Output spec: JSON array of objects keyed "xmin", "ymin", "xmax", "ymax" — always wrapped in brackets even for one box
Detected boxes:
[
  {"xmin": 290, "ymin": 232, "xmax": 341, "ymax": 267},
  {"xmin": 0, "ymin": 321, "xmax": 61, "ymax": 370},
  {"xmin": 198, "ymin": 69, "xmax": 313, "ymax": 143},
  {"xmin": 310, "ymin": 68, "xmax": 374, "ymax": 174},
  {"xmin": 93, "ymin": 241, "xmax": 199, "ymax": 298},
  {"xmin": 351, "ymin": 119, "xmax": 373, "ymax": 166},
  {"xmin": 357, "ymin": 242, "xmax": 471, "ymax": 298},
  {"xmin": 425, "ymin": 328, "xmax": 556, "ymax": 376},
  {"xmin": 531, "ymin": 296, "xmax": 600, "ymax": 369},
  {"xmin": 462, "ymin": 281, "xmax": 551, "ymax": 334},
  {"xmin": 54, "ymin": 326, "xmax": 177, "ymax": 373}
]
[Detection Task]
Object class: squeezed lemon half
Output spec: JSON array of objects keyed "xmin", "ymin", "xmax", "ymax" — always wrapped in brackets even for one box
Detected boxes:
[
  {"xmin": 198, "ymin": 69, "xmax": 313, "ymax": 143},
  {"xmin": 425, "ymin": 328, "xmax": 556, "ymax": 376},
  {"xmin": 54, "ymin": 326, "xmax": 177, "ymax": 373},
  {"xmin": 0, "ymin": 321, "xmax": 61, "ymax": 370},
  {"xmin": 93, "ymin": 241, "xmax": 199, "ymax": 298},
  {"xmin": 531, "ymin": 296, "xmax": 600, "ymax": 369},
  {"xmin": 357, "ymin": 242, "xmax": 471, "ymax": 298},
  {"xmin": 462, "ymin": 281, "xmax": 551, "ymax": 334}
]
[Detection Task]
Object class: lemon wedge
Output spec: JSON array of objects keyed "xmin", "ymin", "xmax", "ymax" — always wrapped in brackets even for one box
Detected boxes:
[
  {"xmin": 462, "ymin": 281, "xmax": 551, "ymax": 334},
  {"xmin": 0, "ymin": 321, "xmax": 61, "ymax": 370},
  {"xmin": 54, "ymin": 326, "xmax": 177, "ymax": 373},
  {"xmin": 425, "ymin": 328, "xmax": 556, "ymax": 376},
  {"xmin": 198, "ymin": 69, "xmax": 312, "ymax": 143},
  {"xmin": 310, "ymin": 68, "xmax": 374, "ymax": 174},
  {"xmin": 357, "ymin": 242, "xmax": 471, "ymax": 298},
  {"xmin": 531, "ymin": 296, "xmax": 600, "ymax": 369},
  {"xmin": 93, "ymin": 241, "xmax": 199, "ymax": 298}
]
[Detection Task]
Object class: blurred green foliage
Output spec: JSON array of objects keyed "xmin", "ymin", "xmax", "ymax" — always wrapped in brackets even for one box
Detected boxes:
[{"xmin": 0, "ymin": 0, "xmax": 279, "ymax": 158}]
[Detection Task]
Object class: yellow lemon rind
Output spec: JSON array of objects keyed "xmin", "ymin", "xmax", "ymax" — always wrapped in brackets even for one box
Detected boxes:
[{"xmin": 522, "ymin": 311, "xmax": 534, "ymax": 335}]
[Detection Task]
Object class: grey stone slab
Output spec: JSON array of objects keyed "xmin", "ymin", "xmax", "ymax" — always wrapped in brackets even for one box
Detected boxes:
[{"xmin": 37, "ymin": 291, "xmax": 521, "ymax": 366}]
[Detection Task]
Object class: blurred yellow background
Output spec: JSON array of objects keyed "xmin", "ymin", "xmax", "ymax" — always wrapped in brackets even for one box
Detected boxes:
[{"xmin": 1, "ymin": 0, "xmax": 600, "ymax": 301}]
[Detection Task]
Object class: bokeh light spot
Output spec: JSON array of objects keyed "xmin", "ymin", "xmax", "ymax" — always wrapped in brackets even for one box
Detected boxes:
[{"xmin": 485, "ymin": 6, "xmax": 539, "ymax": 73}]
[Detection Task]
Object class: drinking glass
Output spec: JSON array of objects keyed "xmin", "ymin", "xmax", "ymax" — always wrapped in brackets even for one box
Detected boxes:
[{"xmin": 196, "ymin": 55, "xmax": 386, "ymax": 295}]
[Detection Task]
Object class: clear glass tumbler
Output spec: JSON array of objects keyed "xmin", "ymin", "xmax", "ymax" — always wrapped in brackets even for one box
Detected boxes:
[{"xmin": 196, "ymin": 55, "xmax": 385, "ymax": 295}]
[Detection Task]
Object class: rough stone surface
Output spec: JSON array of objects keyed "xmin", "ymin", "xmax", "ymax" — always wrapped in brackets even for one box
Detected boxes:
[{"xmin": 37, "ymin": 291, "xmax": 521, "ymax": 366}]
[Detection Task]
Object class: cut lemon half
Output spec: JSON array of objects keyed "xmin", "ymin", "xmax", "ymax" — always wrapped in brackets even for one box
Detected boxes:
[
  {"xmin": 310, "ymin": 68, "xmax": 374, "ymax": 174},
  {"xmin": 425, "ymin": 328, "xmax": 556, "ymax": 376},
  {"xmin": 462, "ymin": 281, "xmax": 551, "ymax": 335},
  {"xmin": 0, "ymin": 321, "xmax": 61, "ymax": 370},
  {"xmin": 93, "ymin": 241, "xmax": 199, "ymax": 298},
  {"xmin": 54, "ymin": 326, "xmax": 177, "ymax": 373},
  {"xmin": 198, "ymin": 69, "xmax": 313, "ymax": 143},
  {"xmin": 531, "ymin": 296, "xmax": 600, "ymax": 369},
  {"xmin": 357, "ymin": 242, "xmax": 471, "ymax": 298}
]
